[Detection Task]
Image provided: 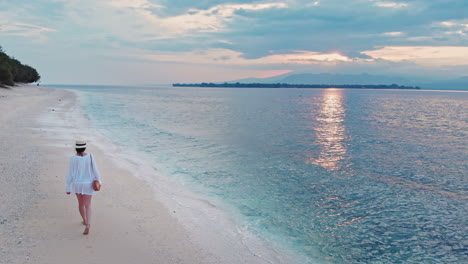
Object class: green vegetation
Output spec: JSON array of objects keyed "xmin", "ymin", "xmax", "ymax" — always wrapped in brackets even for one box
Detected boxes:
[
  {"xmin": 173, "ymin": 82, "xmax": 421, "ymax": 89},
  {"xmin": 0, "ymin": 45, "xmax": 40, "ymax": 87}
]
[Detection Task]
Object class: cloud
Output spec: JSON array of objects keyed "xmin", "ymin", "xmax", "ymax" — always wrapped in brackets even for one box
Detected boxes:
[
  {"xmin": 56, "ymin": 0, "xmax": 288, "ymax": 42},
  {"xmin": 107, "ymin": 0, "xmax": 163, "ymax": 9},
  {"xmin": 0, "ymin": 22, "xmax": 56, "ymax": 35},
  {"xmin": 0, "ymin": 1, "xmax": 60, "ymax": 42},
  {"xmin": 15, "ymin": 0, "xmax": 463, "ymax": 57},
  {"xmin": 382, "ymin": 32, "xmax": 404, "ymax": 36},
  {"xmin": 132, "ymin": 48, "xmax": 354, "ymax": 66},
  {"xmin": 0, "ymin": 20, "xmax": 56, "ymax": 42},
  {"xmin": 1, "ymin": 0, "xmax": 467, "ymax": 84},
  {"xmin": 372, "ymin": 1, "xmax": 409, "ymax": 8},
  {"xmin": 306, "ymin": 1, "xmax": 321, "ymax": 7},
  {"xmin": 437, "ymin": 19, "xmax": 468, "ymax": 36},
  {"xmin": 154, "ymin": 2, "xmax": 288, "ymax": 37},
  {"xmin": 362, "ymin": 46, "xmax": 468, "ymax": 67},
  {"xmin": 202, "ymin": 0, "xmax": 466, "ymax": 59}
]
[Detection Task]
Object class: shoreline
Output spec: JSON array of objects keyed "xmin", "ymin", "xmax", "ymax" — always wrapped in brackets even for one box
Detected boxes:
[
  {"xmin": 1, "ymin": 85, "xmax": 301, "ymax": 264},
  {"xmin": 172, "ymin": 83, "xmax": 420, "ymax": 89},
  {"xmin": 60, "ymin": 86, "xmax": 304, "ymax": 263}
]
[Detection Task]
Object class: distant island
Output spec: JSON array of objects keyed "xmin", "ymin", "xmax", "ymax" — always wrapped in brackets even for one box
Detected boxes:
[{"xmin": 173, "ymin": 82, "xmax": 421, "ymax": 89}]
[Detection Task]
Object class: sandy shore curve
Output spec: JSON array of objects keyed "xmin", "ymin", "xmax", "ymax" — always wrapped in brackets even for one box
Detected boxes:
[{"xmin": 0, "ymin": 85, "xmax": 297, "ymax": 264}]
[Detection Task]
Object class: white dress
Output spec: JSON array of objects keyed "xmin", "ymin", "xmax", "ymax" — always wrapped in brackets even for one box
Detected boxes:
[{"xmin": 66, "ymin": 154, "xmax": 102, "ymax": 195}]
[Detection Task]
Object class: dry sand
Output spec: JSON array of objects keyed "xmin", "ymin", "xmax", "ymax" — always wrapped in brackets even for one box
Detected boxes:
[{"xmin": 0, "ymin": 85, "xmax": 296, "ymax": 264}]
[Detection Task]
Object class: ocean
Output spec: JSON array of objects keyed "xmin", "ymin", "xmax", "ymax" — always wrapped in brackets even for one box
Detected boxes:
[{"xmin": 50, "ymin": 85, "xmax": 467, "ymax": 263}]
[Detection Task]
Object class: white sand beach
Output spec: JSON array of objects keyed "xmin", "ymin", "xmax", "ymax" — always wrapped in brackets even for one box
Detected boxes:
[{"xmin": 0, "ymin": 85, "xmax": 296, "ymax": 264}]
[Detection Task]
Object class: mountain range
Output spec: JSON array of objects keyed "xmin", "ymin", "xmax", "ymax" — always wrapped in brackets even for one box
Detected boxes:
[{"xmin": 231, "ymin": 73, "xmax": 468, "ymax": 90}]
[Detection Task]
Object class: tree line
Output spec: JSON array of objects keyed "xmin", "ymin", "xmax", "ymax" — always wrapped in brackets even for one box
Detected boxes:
[
  {"xmin": 0, "ymin": 45, "xmax": 40, "ymax": 87},
  {"xmin": 173, "ymin": 82, "xmax": 421, "ymax": 89}
]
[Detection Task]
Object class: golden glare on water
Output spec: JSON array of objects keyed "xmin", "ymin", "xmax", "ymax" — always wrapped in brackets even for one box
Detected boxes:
[{"xmin": 306, "ymin": 89, "xmax": 347, "ymax": 171}]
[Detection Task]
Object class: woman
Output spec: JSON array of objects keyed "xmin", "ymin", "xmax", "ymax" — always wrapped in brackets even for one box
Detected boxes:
[{"xmin": 66, "ymin": 140, "xmax": 102, "ymax": 235}]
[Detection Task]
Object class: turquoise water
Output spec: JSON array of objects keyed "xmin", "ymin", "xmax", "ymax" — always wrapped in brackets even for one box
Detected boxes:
[{"xmin": 52, "ymin": 85, "xmax": 467, "ymax": 263}]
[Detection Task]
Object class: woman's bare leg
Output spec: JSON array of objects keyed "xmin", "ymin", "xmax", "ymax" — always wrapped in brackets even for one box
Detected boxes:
[
  {"xmin": 82, "ymin": 195, "xmax": 92, "ymax": 234},
  {"xmin": 75, "ymin": 194, "xmax": 87, "ymax": 225}
]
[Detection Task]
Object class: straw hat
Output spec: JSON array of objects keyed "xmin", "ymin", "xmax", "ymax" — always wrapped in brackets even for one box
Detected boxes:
[{"xmin": 75, "ymin": 140, "xmax": 87, "ymax": 148}]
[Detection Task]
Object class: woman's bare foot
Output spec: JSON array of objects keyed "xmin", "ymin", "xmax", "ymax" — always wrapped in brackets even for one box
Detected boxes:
[
  {"xmin": 82, "ymin": 220, "xmax": 88, "ymax": 225},
  {"xmin": 83, "ymin": 224, "xmax": 90, "ymax": 235}
]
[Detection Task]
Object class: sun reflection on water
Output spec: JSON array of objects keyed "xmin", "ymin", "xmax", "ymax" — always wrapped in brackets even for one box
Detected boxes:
[{"xmin": 306, "ymin": 89, "xmax": 347, "ymax": 171}]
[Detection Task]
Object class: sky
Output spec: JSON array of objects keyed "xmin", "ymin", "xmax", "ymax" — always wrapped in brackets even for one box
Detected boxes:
[{"xmin": 0, "ymin": 0, "xmax": 467, "ymax": 85}]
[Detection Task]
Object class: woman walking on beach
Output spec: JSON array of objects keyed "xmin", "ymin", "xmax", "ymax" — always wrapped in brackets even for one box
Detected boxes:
[{"xmin": 66, "ymin": 140, "xmax": 102, "ymax": 235}]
